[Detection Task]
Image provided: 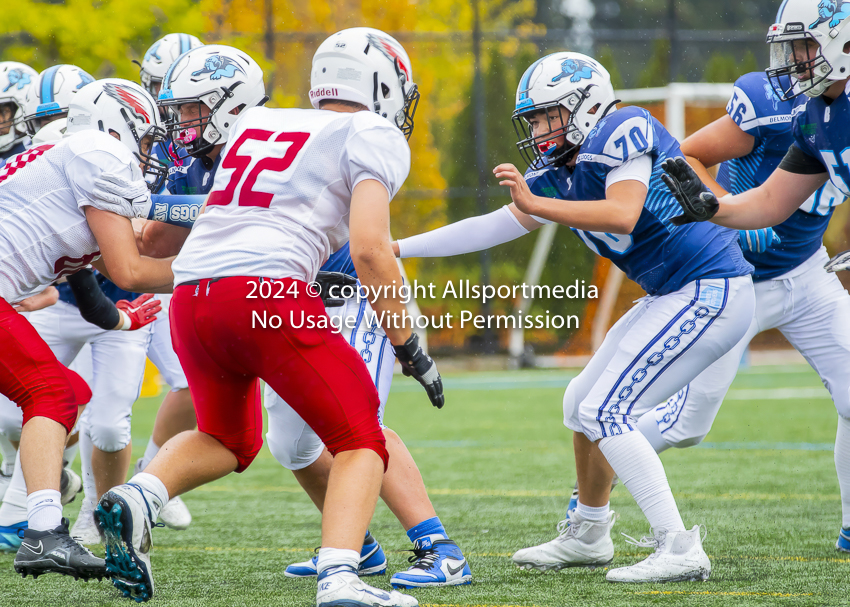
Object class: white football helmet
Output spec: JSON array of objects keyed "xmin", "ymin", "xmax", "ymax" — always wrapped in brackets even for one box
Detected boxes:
[
  {"xmin": 158, "ymin": 44, "xmax": 267, "ymax": 158},
  {"xmin": 66, "ymin": 78, "xmax": 168, "ymax": 192},
  {"xmin": 512, "ymin": 52, "xmax": 617, "ymax": 168},
  {"xmin": 766, "ymin": 0, "xmax": 850, "ymax": 100},
  {"xmin": 0, "ymin": 62, "xmax": 38, "ymax": 152},
  {"xmin": 309, "ymin": 27, "xmax": 420, "ymax": 139},
  {"xmin": 137, "ymin": 33, "xmax": 204, "ymax": 97},
  {"xmin": 22, "ymin": 64, "xmax": 95, "ymax": 136}
]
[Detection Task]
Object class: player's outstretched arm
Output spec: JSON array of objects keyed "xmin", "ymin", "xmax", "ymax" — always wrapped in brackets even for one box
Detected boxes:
[
  {"xmin": 351, "ymin": 179, "xmax": 444, "ymax": 409},
  {"xmin": 135, "ymin": 219, "xmax": 192, "ymax": 259},
  {"xmin": 85, "ymin": 206, "xmax": 175, "ymax": 293}
]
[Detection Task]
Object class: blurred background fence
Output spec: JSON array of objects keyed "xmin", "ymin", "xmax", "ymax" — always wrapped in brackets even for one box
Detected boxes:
[{"xmin": 4, "ymin": 0, "xmax": 848, "ymax": 362}]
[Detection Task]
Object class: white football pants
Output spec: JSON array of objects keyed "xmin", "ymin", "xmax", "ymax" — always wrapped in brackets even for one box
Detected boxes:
[{"xmin": 145, "ymin": 294, "xmax": 189, "ymax": 391}]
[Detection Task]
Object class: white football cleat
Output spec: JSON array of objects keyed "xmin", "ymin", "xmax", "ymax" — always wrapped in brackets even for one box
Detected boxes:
[
  {"xmin": 60, "ymin": 467, "xmax": 82, "ymax": 506},
  {"xmin": 606, "ymin": 525, "xmax": 710, "ymax": 583},
  {"xmin": 0, "ymin": 463, "xmax": 12, "ymax": 502},
  {"xmin": 71, "ymin": 499, "xmax": 102, "ymax": 545},
  {"xmin": 512, "ymin": 510, "xmax": 617, "ymax": 571},
  {"xmin": 317, "ymin": 571, "xmax": 418, "ymax": 607},
  {"xmin": 158, "ymin": 496, "xmax": 192, "ymax": 530}
]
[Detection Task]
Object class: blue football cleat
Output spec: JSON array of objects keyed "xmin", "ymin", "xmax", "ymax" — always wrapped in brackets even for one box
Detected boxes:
[
  {"xmin": 285, "ymin": 531, "xmax": 387, "ymax": 578},
  {"xmin": 837, "ymin": 528, "xmax": 850, "ymax": 553},
  {"xmin": 390, "ymin": 538, "xmax": 472, "ymax": 588},
  {"xmin": 0, "ymin": 521, "xmax": 27, "ymax": 553}
]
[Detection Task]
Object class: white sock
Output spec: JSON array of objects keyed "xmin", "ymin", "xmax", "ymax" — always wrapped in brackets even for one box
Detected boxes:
[
  {"xmin": 27, "ymin": 489, "xmax": 62, "ymax": 531},
  {"xmin": 127, "ymin": 472, "xmax": 169, "ymax": 522},
  {"xmin": 0, "ymin": 450, "xmax": 28, "ymax": 525},
  {"xmin": 140, "ymin": 438, "xmax": 161, "ymax": 471},
  {"xmin": 317, "ymin": 547, "xmax": 359, "ymax": 579},
  {"xmin": 0, "ymin": 434, "xmax": 16, "ymax": 475},
  {"xmin": 79, "ymin": 429, "xmax": 97, "ymax": 504},
  {"xmin": 576, "ymin": 500, "xmax": 610, "ymax": 522},
  {"xmin": 63, "ymin": 440, "xmax": 79, "ymax": 468},
  {"xmin": 835, "ymin": 416, "xmax": 850, "ymax": 529},
  {"xmin": 598, "ymin": 431, "xmax": 685, "ymax": 533},
  {"xmin": 636, "ymin": 412, "xmax": 671, "ymax": 454}
]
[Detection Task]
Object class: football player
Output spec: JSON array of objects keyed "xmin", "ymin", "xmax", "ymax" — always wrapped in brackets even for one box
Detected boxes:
[
  {"xmin": 394, "ymin": 52, "xmax": 756, "ymax": 582},
  {"xmin": 136, "ymin": 33, "xmax": 203, "ymax": 100},
  {"xmin": 661, "ymin": 0, "xmax": 850, "ymax": 553},
  {"xmin": 93, "ymin": 30, "xmax": 442, "ymax": 606},
  {"xmin": 22, "ymin": 64, "xmax": 95, "ymax": 145},
  {"xmin": 0, "ymin": 76, "xmax": 173, "ymax": 581},
  {"xmin": 0, "ymin": 62, "xmax": 38, "ymax": 161}
]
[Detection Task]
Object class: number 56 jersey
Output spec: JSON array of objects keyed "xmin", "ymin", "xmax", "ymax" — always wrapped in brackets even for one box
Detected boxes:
[{"xmin": 171, "ymin": 107, "xmax": 411, "ymax": 286}]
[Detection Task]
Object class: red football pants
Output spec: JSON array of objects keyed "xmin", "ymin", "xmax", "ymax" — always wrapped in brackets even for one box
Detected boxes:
[
  {"xmin": 170, "ymin": 277, "xmax": 387, "ymax": 472},
  {"xmin": 0, "ymin": 298, "xmax": 90, "ymax": 433}
]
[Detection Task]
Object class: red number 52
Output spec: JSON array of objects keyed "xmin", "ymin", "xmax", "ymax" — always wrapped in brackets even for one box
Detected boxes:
[{"xmin": 207, "ymin": 129, "xmax": 310, "ymax": 209}]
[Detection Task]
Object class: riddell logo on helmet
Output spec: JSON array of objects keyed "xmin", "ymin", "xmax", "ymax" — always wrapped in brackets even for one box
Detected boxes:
[{"xmin": 310, "ymin": 87, "xmax": 339, "ymax": 98}]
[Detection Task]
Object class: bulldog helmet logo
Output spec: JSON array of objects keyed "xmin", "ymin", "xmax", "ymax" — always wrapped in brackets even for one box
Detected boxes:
[
  {"xmin": 551, "ymin": 58, "xmax": 599, "ymax": 84},
  {"xmin": 810, "ymin": 0, "xmax": 850, "ymax": 28},
  {"xmin": 191, "ymin": 55, "xmax": 246, "ymax": 81},
  {"xmin": 3, "ymin": 69, "xmax": 31, "ymax": 93}
]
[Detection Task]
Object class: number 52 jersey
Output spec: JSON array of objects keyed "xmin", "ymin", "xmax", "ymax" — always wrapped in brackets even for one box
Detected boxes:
[{"xmin": 171, "ymin": 107, "xmax": 411, "ymax": 286}]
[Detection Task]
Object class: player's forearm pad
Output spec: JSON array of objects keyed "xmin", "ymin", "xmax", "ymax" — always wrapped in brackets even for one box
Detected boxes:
[
  {"xmin": 66, "ymin": 269, "xmax": 121, "ymax": 331},
  {"xmin": 147, "ymin": 194, "xmax": 206, "ymax": 228},
  {"xmin": 397, "ymin": 205, "xmax": 529, "ymax": 259}
]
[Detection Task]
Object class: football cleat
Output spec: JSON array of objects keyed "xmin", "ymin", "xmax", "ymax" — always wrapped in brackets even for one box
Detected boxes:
[
  {"xmin": 71, "ymin": 499, "xmax": 102, "ymax": 546},
  {"xmin": 158, "ymin": 496, "xmax": 192, "ymax": 531},
  {"xmin": 317, "ymin": 568, "xmax": 417, "ymax": 607},
  {"xmin": 60, "ymin": 466, "xmax": 83, "ymax": 506},
  {"xmin": 512, "ymin": 510, "xmax": 616, "ymax": 571},
  {"xmin": 14, "ymin": 518, "xmax": 107, "ymax": 581},
  {"xmin": 606, "ymin": 525, "xmax": 710, "ymax": 583},
  {"xmin": 95, "ymin": 484, "xmax": 162, "ymax": 602},
  {"xmin": 0, "ymin": 520, "xmax": 27, "ymax": 553},
  {"xmin": 836, "ymin": 527, "xmax": 850, "ymax": 553},
  {"xmin": 0, "ymin": 462, "xmax": 12, "ymax": 501},
  {"xmin": 390, "ymin": 538, "xmax": 471, "ymax": 588},
  {"xmin": 286, "ymin": 531, "xmax": 387, "ymax": 578}
]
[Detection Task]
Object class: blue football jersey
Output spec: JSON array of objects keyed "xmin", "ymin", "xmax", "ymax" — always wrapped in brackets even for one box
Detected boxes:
[
  {"xmin": 150, "ymin": 139, "xmax": 188, "ymax": 194},
  {"xmin": 717, "ymin": 72, "xmax": 845, "ymax": 281},
  {"xmin": 526, "ymin": 106, "xmax": 752, "ymax": 296},
  {"xmin": 321, "ymin": 242, "xmax": 357, "ymax": 277},
  {"xmin": 166, "ymin": 153, "xmax": 221, "ymax": 196}
]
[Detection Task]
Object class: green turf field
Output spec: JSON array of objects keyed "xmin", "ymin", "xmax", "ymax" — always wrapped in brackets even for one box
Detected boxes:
[{"xmin": 0, "ymin": 362, "xmax": 846, "ymax": 606}]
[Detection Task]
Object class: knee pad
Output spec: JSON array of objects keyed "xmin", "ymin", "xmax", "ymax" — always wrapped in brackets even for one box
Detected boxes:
[
  {"xmin": 266, "ymin": 424, "xmax": 325, "ymax": 471},
  {"xmin": 562, "ymin": 380, "xmax": 582, "ymax": 433},
  {"xmin": 87, "ymin": 418, "xmax": 132, "ymax": 453},
  {"xmin": 667, "ymin": 433, "xmax": 708, "ymax": 449}
]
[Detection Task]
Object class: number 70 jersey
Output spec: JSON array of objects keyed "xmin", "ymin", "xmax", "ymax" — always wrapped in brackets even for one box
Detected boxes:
[{"xmin": 171, "ymin": 107, "xmax": 411, "ymax": 286}]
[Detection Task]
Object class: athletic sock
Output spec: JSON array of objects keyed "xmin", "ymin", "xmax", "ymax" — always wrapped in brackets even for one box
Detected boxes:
[
  {"xmin": 835, "ymin": 416, "xmax": 850, "ymax": 528},
  {"xmin": 575, "ymin": 500, "xmax": 610, "ymax": 522},
  {"xmin": 317, "ymin": 547, "xmax": 359, "ymax": 581},
  {"xmin": 63, "ymin": 440, "xmax": 79, "ymax": 468},
  {"xmin": 127, "ymin": 472, "xmax": 169, "ymax": 523},
  {"xmin": 27, "ymin": 489, "xmax": 62, "ymax": 532},
  {"xmin": 598, "ymin": 431, "xmax": 685, "ymax": 533},
  {"xmin": 0, "ymin": 434, "xmax": 16, "ymax": 475},
  {"xmin": 79, "ymin": 429, "xmax": 97, "ymax": 504},
  {"xmin": 636, "ymin": 412, "xmax": 672, "ymax": 454},
  {"xmin": 406, "ymin": 516, "xmax": 449, "ymax": 546},
  {"xmin": 0, "ymin": 450, "xmax": 28, "ymax": 526},
  {"xmin": 140, "ymin": 438, "xmax": 161, "ymax": 471}
]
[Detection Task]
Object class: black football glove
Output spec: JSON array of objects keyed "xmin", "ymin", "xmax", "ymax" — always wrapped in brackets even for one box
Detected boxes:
[
  {"xmin": 392, "ymin": 332, "xmax": 445, "ymax": 409},
  {"xmin": 314, "ymin": 271, "xmax": 358, "ymax": 307},
  {"xmin": 825, "ymin": 249, "xmax": 850, "ymax": 273},
  {"xmin": 660, "ymin": 157, "xmax": 719, "ymax": 226}
]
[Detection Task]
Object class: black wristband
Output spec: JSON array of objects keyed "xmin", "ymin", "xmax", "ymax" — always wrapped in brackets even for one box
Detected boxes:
[{"xmin": 66, "ymin": 269, "xmax": 121, "ymax": 330}]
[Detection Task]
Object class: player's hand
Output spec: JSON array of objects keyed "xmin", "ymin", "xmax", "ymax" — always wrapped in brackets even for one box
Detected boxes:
[
  {"xmin": 494, "ymin": 163, "xmax": 536, "ymax": 215},
  {"xmin": 115, "ymin": 293, "xmax": 161, "ymax": 330},
  {"xmin": 392, "ymin": 332, "xmax": 445, "ymax": 409},
  {"xmin": 738, "ymin": 228, "xmax": 781, "ymax": 254},
  {"xmin": 661, "ymin": 157, "xmax": 719, "ymax": 225},
  {"xmin": 12, "ymin": 286, "xmax": 59, "ymax": 313},
  {"xmin": 91, "ymin": 173, "xmax": 153, "ymax": 219},
  {"xmin": 314, "ymin": 271, "xmax": 358, "ymax": 307},
  {"xmin": 825, "ymin": 249, "xmax": 850, "ymax": 273}
]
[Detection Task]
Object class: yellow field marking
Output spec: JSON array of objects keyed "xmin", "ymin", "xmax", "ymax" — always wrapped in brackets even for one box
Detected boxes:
[{"xmin": 632, "ymin": 591, "xmax": 814, "ymax": 597}]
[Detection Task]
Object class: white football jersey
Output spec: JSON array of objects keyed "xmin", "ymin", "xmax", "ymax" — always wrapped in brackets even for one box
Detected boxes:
[
  {"xmin": 0, "ymin": 130, "xmax": 141, "ymax": 303},
  {"xmin": 171, "ymin": 107, "xmax": 411, "ymax": 285}
]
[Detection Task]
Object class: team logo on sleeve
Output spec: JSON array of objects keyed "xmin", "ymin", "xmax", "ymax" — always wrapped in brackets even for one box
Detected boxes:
[
  {"xmin": 366, "ymin": 33, "xmax": 411, "ymax": 81},
  {"xmin": 763, "ymin": 82, "xmax": 780, "ymax": 111},
  {"xmin": 551, "ymin": 58, "xmax": 599, "ymax": 84},
  {"xmin": 810, "ymin": 0, "xmax": 849, "ymax": 28},
  {"xmin": 102, "ymin": 83, "xmax": 153, "ymax": 124},
  {"xmin": 3, "ymin": 69, "xmax": 31, "ymax": 93},
  {"xmin": 191, "ymin": 55, "xmax": 246, "ymax": 81}
]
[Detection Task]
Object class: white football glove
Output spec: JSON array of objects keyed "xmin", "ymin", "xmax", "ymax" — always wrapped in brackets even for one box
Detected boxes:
[
  {"xmin": 91, "ymin": 173, "xmax": 153, "ymax": 219},
  {"xmin": 825, "ymin": 249, "xmax": 850, "ymax": 273}
]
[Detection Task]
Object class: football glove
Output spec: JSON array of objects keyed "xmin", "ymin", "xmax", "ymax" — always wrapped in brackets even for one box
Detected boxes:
[
  {"xmin": 825, "ymin": 249, "xmax": 850, "ymax": 273},
  {"xmin": 392, "ymin": 332, "xmax": 445, "ymax": 409},
  {"xmin": 661, "ymin": 157, "xmax": 719, "ymax": 225},
  {"xmin": 314, "ymin": 271, "xmax": 358, "ymax": 307},
  {"xmin": 738, "ymin": 228, "xmax": 781, "ymax": 254},
  {"xmin": 115, "ymin": 293, "xmax": 161, "ymax": 331},
  {"xmin": 91, "ymin": 173, "xmax": 153, "ymax": 219}
]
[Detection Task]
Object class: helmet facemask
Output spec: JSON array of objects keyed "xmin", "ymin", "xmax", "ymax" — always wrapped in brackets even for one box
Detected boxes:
[
  {"xmin": 513, "ymin": 88, "xmax": 592, "ymax": 170},
  {"xmin": 390, "ymin": 58, "xmax": 420, "ymax": 140},
  {"xmin": 767, "ymin": 33, "xmax": 833, "ymax": 100},
  {"xmin": 115, "ymin": 106, "xmax": 168, "ymax": 192}
]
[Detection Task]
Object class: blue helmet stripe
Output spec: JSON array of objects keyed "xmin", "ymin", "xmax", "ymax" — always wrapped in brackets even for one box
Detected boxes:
[
  {"xmin": 40, "ymin": 65, "xmax": 61, "ymax": 104},
  {"xmin": 180, "ymin": 34, "xmax": 190, "ymax": 54},
  {"xmin": 518, "ymin": 57, "xmax": 547, "ymax": 102}
]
